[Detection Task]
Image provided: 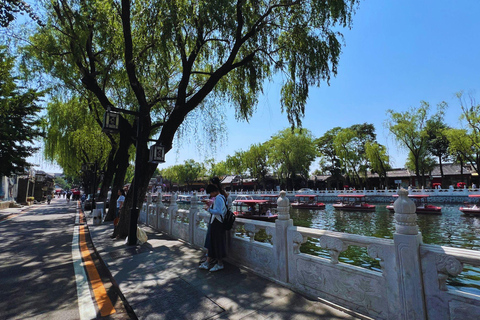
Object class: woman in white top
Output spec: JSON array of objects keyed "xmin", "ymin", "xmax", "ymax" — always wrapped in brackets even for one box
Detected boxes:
[{"xmin": 199, "ymin": 184, "xmax": 226, "ymax": 272}]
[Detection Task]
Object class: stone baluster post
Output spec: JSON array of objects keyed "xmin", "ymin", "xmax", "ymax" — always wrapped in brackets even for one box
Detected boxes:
[
  {"xmin": 275, "ymin": 191, "xmax": 293, "ymax": 283},
  {"xmin": 167, "ymin": 192, "xmax": 178, "ymax": 235},
  {"xmin": 155, "ymin": 192, "xmax": 165, "ymax": 231},
  {"xmin": 188, "ymin": 192, "xmax": 199, "ymax": 244},
  {"xmin": 146, "ymin": 192, "xmax": 152, "ymax": 226},
  {"xmin": 394, "ymin": 188, "xmax": 426, "ymax": 319}
]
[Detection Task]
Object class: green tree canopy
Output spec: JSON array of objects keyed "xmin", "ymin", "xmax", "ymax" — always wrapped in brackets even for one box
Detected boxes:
[
  {"xmin": 24, "ymin": 0, "xmax": 360, "ymax": 237},
  {"xmin": 0, "ymin": 47, "xmax": 43, "ymax": 176},
  {"xmin": 364, "ymin": 141, "xmax": 390, "ymax": 188},
  {"xmin": 386, "ymin": 101, "xmax": 440, "ymax": 186},
  {"xmin": 267, "ymin": 128, "xmax": 317, "ymax": 189},
  {"xmin": 244, "ymin": 143, "xmax": 269, "ymax": 188}
]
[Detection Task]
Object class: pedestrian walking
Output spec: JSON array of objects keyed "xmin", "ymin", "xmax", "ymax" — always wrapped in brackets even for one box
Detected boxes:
[{"xmin": 199, "ymin": 184, "xmax": 227, "ymax": 272}]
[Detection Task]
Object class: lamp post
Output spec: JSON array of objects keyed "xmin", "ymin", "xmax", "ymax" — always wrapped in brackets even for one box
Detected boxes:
[{"xmin": 103, "ymin": 106, "xmax": 164, "ymax": 245}]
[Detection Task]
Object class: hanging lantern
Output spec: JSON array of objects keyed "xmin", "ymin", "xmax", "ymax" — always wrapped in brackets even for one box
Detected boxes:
[
  {"xmin": 102, "ymin": 109, "xmax": 120, "ymax": 132},
  {"xmin": 149, "ymin": 145, "xmax": 165, "ymax": 163}
]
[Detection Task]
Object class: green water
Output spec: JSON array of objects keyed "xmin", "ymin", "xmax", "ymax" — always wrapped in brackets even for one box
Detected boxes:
[{"xmin": 290, "ymin": 203, "xmax": 480, "ymax": 296}]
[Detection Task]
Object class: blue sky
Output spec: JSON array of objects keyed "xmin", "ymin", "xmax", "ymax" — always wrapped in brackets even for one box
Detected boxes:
[{"xmin": 32, "ymin": 0, "xmax": 480, "ymax": 173}]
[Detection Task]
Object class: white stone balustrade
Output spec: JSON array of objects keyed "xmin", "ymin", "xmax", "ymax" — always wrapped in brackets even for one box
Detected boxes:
[{"xmin": 138, "ymin": 188, "xmax": 480, "ymax": 320}]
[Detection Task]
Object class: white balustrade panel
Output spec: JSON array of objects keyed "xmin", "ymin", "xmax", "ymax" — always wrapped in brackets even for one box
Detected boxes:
[
  {"xmin": 227, "ymin": 218, "xmax": 276, "ymax": 279},
  {"xmin": 287, "ymin": 226, "xmax": 397, "ymax": 320},
  {"xmin": 171, "ymin": 209, "xmax": 189, "ymax": 242},
  {"xmin": 420, "ymin": 244, "xmax": 480, "ymax": 320}
]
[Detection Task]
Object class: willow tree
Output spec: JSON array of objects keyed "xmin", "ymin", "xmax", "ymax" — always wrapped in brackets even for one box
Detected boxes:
[
  {"xmin": 333, "ymin": 124, "xmax": 375, "ymax": 188},
  {"xmin": 44, "ymin": 96, "xmax": 111, "ymax": 192},
  {"xmin": 386, "ymin": 101, "xmax": 441, "ymax": 187},
  {"xmin": 365, "ymin": 141, "xmax": 390, "ymax": 188},
  {"xmin": 244, "ymin": 143, "xmax": 269, "ymax": 189},
  {"xmin": 267, "ymin": 128, "xmax": 317, "ymax": 190},
  {"xmin": 27, "ymin": 0, "xmax": 360, "ymax": 237}
]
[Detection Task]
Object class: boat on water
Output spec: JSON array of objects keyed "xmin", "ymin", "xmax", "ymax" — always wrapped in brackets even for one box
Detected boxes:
[
  {"xmin": 291, "ymin": 195, "xmax": 325, "ymax": 209},
  {"xmin": 232, "ymin": 194, "xmax": 255, "ymax": 205},
  {"xmin": 259, "ymin": 194, "xmax": 279, "ymax": 207},
  {"xmin": 177, "ymin": 194, "xmax": 193, "ymax": 204},
  {"xmin": 459, "ymin": 195, "xmax": 480, "ymax": 216},
  {"xmin": 386, "ymin": 194, "xmax": 442, "ymax": 214},
  {"xmin": 233, "ymin": 199, "xmax": 278, "ymax": 222},
  {"xmin": 332, "ymin": 194, "xmax": 376, "ymax": 211}
]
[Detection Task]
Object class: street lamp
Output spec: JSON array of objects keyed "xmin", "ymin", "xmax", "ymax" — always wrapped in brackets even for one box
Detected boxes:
[
  {"xmin": 102, "ymin": 105, "xmax": 164, "ymax": 245},
  {"xmin": 102, "ymin": 108, "xmax": 120, "ymax": 132}
]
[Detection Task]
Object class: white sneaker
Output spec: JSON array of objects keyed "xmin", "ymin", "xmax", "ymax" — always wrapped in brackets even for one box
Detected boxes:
[
  {"xmin": 209, "ymin": 264, "xmax": 224, "ymax": 272},
  {"xmin": 198, "ymin": 262, "xmax": 209, "ymax": 270}
]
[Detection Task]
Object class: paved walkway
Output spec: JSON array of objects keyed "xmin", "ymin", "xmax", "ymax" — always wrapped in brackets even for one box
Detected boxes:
[{"xmin": 86, "ymin": 216, "xmax": 363, "ymax": 320}]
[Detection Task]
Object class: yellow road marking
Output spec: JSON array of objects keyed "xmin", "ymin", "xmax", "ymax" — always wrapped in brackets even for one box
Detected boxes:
[{"xmin": 79, "ymin": 211, "xmax": 116, "ymax": 316}]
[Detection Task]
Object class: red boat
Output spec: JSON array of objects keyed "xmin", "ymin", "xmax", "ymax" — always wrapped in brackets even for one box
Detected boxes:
[
  {"xmin": 386, "ymin": 194, "xmax": 442, "ymax": 214},
  {"xmin": 259, "ymin": 194, "xmax": 279, "ymax": 207},
  {"xmin": 332, "ymin": 194, "xmax": 376, "ymax": 211},
  {"xmin": 233, "ymin": 199, "xmax": 278, "ymax": 222},
  {"xmin": 291, "ymin": 195, "xmax": 325, "ymax": 209},
  {"xmin": 459, "ymin": 195, "xmax": 480, "ymax": 216}
]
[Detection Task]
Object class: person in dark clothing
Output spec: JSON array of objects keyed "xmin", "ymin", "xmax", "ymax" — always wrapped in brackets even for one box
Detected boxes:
[{"xmin": 199, "ymin": 184, "xmax": 226, "ymax": 272}]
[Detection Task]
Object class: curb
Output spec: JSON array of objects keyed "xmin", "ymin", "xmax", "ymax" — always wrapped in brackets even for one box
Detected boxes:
[{"xmin": 80, "ymin": 206, "xmax": 138, "ymax": 320}]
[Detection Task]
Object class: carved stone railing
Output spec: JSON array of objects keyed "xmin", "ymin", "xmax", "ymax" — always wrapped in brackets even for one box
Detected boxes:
[
  {"xmin": 287, "ymin": 227, "xmax": 397, "ymax": 319},
  {"xmin": 420, "ymin": 245, "xmax": 480, "ymax": 319},
  {"xmin": 138, "ymin": 188, "xmax": 480, "ymax": 320}
]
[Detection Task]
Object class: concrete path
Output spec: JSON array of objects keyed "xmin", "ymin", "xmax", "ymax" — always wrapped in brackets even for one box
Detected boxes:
[{"xmin": 87, "ymin": 217, "xmax": 363, "ymax": 320}]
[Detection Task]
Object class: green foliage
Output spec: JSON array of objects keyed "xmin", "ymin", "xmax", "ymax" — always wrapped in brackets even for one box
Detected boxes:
[
  {"xmin": 386, "ymin": 101, "xmax": 432, "ymax": 178},
  {"xmin": 226, "ymin": 151, "xmax": 248, "ymax": 177},
  {"xmin": 43, "ymin": 95, "xmax": 111, "ymax": 177},
  {"xmin": 0, "ymin": 47, "xmax": 43, "ymax": 176},
  {"xmin": 332, "ymin": 124, "xmax": 376, "ymax": 186},
  {"xmin": 444, "ymin": 92, "xmax": 480, "ymax": 173},
  {"xmin": 54, "ymin": 176, "xmax": 70, "ymax": 190},
  {"xmin": 204, "ymin": 158, "xmax": 230, "ymax": 178},
  {"xmin": 316, "ymin": 127, "xmax": 343, "ymax": 180},
  {"xmin": 0, "ymin": 0, "xmax": 43, "ymax": 27},
  {"xmin": 243, "ymin": 143, "xmax": 269, "ymax": 187},
  {"xmin": 365, "ymin": 141, "xmax": 391, "ymax": 182},
  {"xmin": 267, "ymin": 128, "xmax": 317, "ymax": 187},
  {"xmin": 159, "ymin": 159, "xmax": 204, "ymax": 188}
]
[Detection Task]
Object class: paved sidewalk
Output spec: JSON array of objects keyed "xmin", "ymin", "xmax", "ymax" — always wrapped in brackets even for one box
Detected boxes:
[{"xmin": 86, "ymin": 216, "xmax": 363, "ymax": 320}]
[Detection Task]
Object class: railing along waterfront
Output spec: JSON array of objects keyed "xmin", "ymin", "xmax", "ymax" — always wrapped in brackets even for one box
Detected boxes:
[
  {"xmin": 227, "ymin": 186, "xmax": 480, "ymax": 199},
  {"xmin": 139, "ymin": 190, "xmax": 480, "ymax": 320}
]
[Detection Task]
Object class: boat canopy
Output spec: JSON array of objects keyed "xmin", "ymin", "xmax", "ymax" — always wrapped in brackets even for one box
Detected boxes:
[
  {"xmin": 468, "ymin": 195, "xmax": 480, "ymax": 198},
  {"xmin": 235, "ymin": 200, "xmax": 269, "ymax": 204},
  {"xmin": 337, "ymin": 194, "xmax": 366, "ymax": 198}
]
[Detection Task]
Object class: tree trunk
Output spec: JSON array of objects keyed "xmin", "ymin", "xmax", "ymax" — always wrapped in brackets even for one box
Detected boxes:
[
  {"xmin": 98, "ymin": 146, "xmax": 117, "ymax": 202},
  {"xmin": 105, "ymin": 131, "xmax": 132, "ymax": 221},
  {"xmin": 439, "ymin": 156, "xmax": 444, "ymax": 179},
  {"xmin": 114, "ymin": 131, "xmax": 158, "ymax": 238}
]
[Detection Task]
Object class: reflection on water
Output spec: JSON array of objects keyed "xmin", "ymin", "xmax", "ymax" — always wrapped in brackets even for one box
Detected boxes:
[{"xmin": 290, "ymin": 203, "xmax": 480, "ymax": 296}]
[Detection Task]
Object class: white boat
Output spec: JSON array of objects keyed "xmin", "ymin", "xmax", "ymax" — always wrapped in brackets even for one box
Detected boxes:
[{"xmin": 459, "ymin": 195, "xmax": 480, "ymax": 216}]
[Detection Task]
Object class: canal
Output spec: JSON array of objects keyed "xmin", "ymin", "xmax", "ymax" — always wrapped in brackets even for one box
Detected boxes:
[{"xmin": 291, "ymin": 203, "xmax": 480, "ymax": 296}]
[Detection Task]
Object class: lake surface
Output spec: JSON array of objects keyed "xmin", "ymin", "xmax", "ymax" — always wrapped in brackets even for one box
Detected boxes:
[{"xmin": 290, "ymin": 203, "xmax": 480, "ymax": 295}]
